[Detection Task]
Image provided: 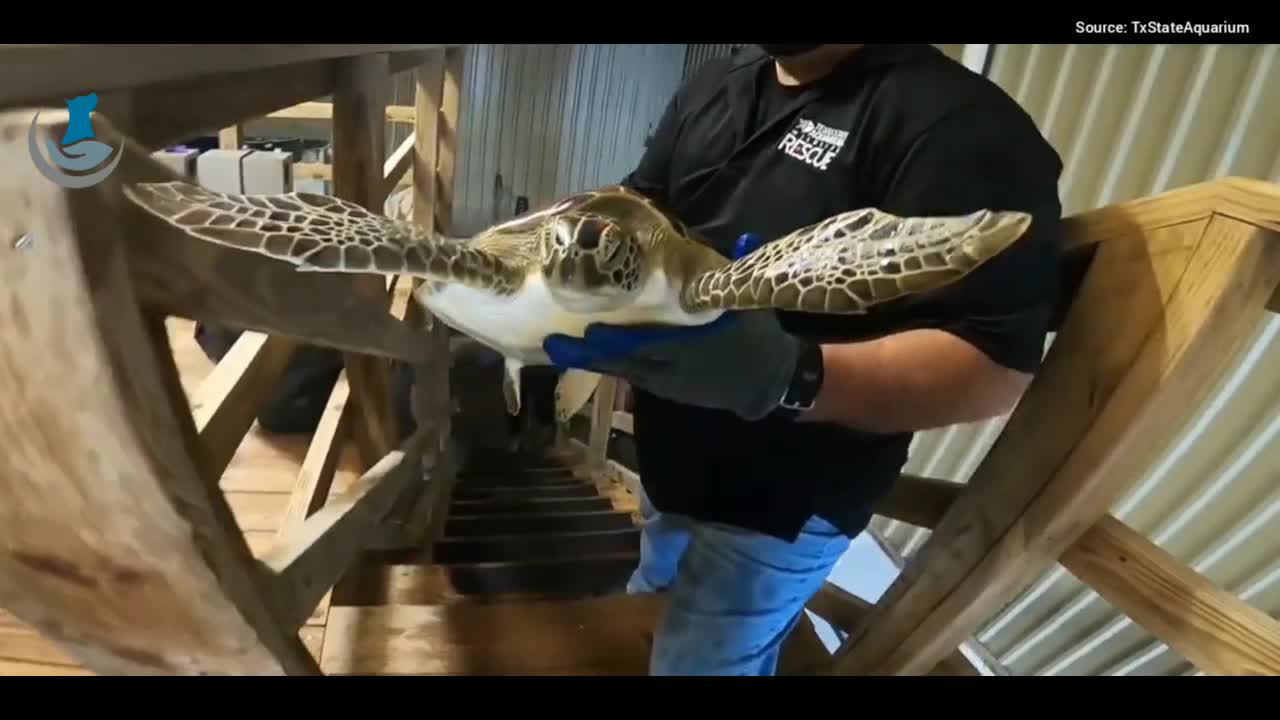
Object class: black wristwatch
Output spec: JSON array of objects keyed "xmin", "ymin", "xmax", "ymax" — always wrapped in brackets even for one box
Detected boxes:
[{"xmin": 773, "ymin": 338, "xmax": 824, "ymax": 421}]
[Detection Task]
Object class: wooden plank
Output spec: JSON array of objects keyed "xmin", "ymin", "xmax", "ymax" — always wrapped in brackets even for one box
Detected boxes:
[
  {"xmin": 267, "ymin": 101, "xmax": 416, "ymax": 124},
  {"xmin": 218, "ymin": 126, "xmax": 242, "ymax": 150},
  {"xmin": 331, "ymin": 52, "xmax": 399, "ymax": 468},
  {"xmin": 0, "ymin": 659, "xmax": 95, "ymax": 676},
  {"xmin": 321, "ymin": 594, "xmax": 660, "ymax": 675},
  {"xmin": 226, "ymin": 492, "xmax": 293, "ymax": 533},
  {"xmin": 382, "ymin": 131, "xmax": 416, "ymax": 200},
  {"xmin": 0, "ymin": 626, "xmax": 84, "ymax": 666},
  {"xmin": 189, "ymin": 331, "xmax": 298, "ymax": 478},
  {"xmin": 294, "ymin": 162, "xmax": 333, "ymax": 182},
  {"xmin": 871, "ymin": 474, "xmax": 960, "ymax": 530},
  {"xmin": 0, "ymin": 44, "xmax": 446, "ymax": 107},
  {"xmin": 390, "ymin": 49, "xmax": 441, "ymax": 75},
  {"xmin": 277, "ymin": 375, "xmax": 353, "ymax": 538},
  {"xmin": 335, "ymin": 554, "xmax": 639, "ymax": 605},
  {"xmin": 586, "ymin": 377, "xmax": 618, "ymax": 470},
  {"xmin": 433, "ymin": 47, "xmax": 465, "ymax": 233},
  {"xmin": 1065, "ymin": 515, "xmax": 1280, "ymax": 676},
  {"xmin": 830, "ymin": 214, "xmax": 1280, "ymax": 675},
  {"xmin": 260, "ymin": 429, "xmax": 429, "ymax": 630},
  {"xmin": 398, "ymin": 49, "xmax": 459, "ymax": 551},
  {"xmin": 0, "ymin": 118, "xmax": 316, "ymax": 675}
]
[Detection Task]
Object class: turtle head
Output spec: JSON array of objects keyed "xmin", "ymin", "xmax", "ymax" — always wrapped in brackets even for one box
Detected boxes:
[{"xmin": 540, "ymin": 213, "xmax": 647, "ymax": 312}]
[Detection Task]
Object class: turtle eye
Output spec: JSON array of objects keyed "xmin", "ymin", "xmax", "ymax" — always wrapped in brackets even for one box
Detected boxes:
[{"xmin": 576, "ymin": 219, "xmax": 606, "ymax": 250}]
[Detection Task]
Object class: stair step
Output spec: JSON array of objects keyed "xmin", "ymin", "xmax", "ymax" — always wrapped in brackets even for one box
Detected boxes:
[
  {"xmin": 375, "ymin": 528, "xmax": 642, "ymax": 565},
  {"xmin": 449, "ymin": 496, "xmax": 613, "ymax": 515},
  {"xmin": 455, "ymin": 471, "xmax": 580, "ymax": 487},
  {"xmin": 335, "ymin": 554, "xmax": 639, "ymax": 604},
  {"xmin": 451, "ymin": 484, "xmax": 599, "ymax": 501},
  {"xmin": 445, "ymin": 510, "xmax": 635, "ymax": 537},
  {"xmin": 321, "ymin": 594, "xmax": 660, "ymax": 675}
]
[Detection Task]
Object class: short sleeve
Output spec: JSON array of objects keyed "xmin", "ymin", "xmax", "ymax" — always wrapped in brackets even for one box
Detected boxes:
[
  {"xmin": 879, "ymin": 102, "xmax": 1065, "ymax": 374},
  {"xmin": 620, "ymin": 89, "xmax": 684, "ymax": 204}
]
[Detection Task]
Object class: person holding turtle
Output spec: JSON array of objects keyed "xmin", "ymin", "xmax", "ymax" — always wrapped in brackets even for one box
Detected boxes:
[{"xmin": 543, "ymin": 44, "xmax": 1065, "ymax": 676}]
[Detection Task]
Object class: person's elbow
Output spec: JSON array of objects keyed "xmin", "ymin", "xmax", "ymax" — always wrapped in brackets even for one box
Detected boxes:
[{"xmin": 963, "ymin": 359, "xmax": 1034, "ymax": 422}]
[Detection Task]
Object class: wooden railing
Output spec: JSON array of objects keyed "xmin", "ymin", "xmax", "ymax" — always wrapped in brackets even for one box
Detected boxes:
[
  {"xmin": 0, "ymin": 44, "xmax": 463, "ymax": 675},
  {"xmin": 575, "ymin": 177, "xmax": 1280, "ymax": 676}
]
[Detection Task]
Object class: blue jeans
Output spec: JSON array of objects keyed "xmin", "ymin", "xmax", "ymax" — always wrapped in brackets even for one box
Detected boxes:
[{"xmin": 626, "ymin": 487, "xmax": 851, "ymax": 675}]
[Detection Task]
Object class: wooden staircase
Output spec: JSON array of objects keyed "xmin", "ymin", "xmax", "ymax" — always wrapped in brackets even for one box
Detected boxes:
[{"xmin": 318, "ymin": 451, "xmax": 662, "ymax": 675}]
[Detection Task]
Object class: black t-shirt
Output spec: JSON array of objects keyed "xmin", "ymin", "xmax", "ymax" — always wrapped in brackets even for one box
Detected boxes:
[{"xmin": 619, "ymin": 44, "xmax": 1065, "ymax": 542}]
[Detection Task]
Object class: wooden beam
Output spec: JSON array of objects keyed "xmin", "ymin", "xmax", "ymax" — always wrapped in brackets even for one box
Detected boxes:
[
  {"xmin": 611, "ymin": 411, "xmax": 633, "ymax": 435},
  {"xmin": 0, "ymin": 44, "xmax": 447, "ymax": 108},
  {"xmin": 267, "ymin": 101, "xmax": 416, "ymax": 124},
  {"xmin": 0, "ymin": 117, "xmax": 315, "ymax": 674},
  {"xmin": 830, "ymin": 213, "xmax": 1280, "ymax": 675},
  {"xmin": 294, "ymin": 162, "xmax": 332, "ymax": 182},
  {"xmin": 1066, "ymin": 515, "xmax": 1280, "ymax": 676},
  {"xmin": 587, "ymin": 377, "xmax": 618, "ymax": 471},
  {"xmin": 261, "ymin": 429, "xmax": 429, "ymax": 630},
  {"xmin": 803, "ymin": 583, "xmax": 979, "ymax": 675},
  {"xmin": 277, "ymin": 374, "xmax": 353, "ymax": 538},
  {"xmin": 331, "ymin": 52, "xmax": 399, "ymax": 468},
  {"xmin": 396, "ymin": 48, "xmax": 461, "ymax": 551},
  {"xmin": 433, "ymin": 47, "xmax": 465, "ymax": 233},
  {"xmin": 189, "ymin": 331, "xmax": 299, "ymax": 478},
  {"xmin": 218, "ymin": 125, "xmax": 242, "ymax": 150},
  {"xmin": 120, "ymin": 60, "xmax": 339, "ymax": 150},
  {"xmin": 872, "ymin": 474, "xmax": 960, "ymax": 530},
  {"xmin": 382, "ymin": 131, "xmax": 416, "ymax": 200},
  {"xmin": 390, "ymin": 49, "xmax": 442, "ymax": 75}
]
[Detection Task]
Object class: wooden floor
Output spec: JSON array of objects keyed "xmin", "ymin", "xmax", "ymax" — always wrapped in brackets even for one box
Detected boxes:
[{"xmin": 0, "ymin": 318, "xmax": 365, "ymax": 675}]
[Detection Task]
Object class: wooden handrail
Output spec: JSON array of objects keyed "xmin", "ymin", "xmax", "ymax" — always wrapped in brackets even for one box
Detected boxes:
[
  {"xmin": 830, "ymin": 180, "xmax": 1280, "ymax": 675},
  {"xmin": 874, "ymin": 472, "xmax": 1280, "ymax": 676}
]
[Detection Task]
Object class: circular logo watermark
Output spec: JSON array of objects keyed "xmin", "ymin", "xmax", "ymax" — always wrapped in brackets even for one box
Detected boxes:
[{"xmin": 28, "ymin": 92, "xmax": 123, "ymax": 189}]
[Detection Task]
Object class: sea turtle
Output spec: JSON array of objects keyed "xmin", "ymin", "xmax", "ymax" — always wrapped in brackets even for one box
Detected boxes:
[{"xmin": 122, "ymin": 181, "xmax": 1033, "ymax": 422}]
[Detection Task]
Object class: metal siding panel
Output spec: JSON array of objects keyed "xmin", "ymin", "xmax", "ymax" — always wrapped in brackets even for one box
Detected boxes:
[
  {"xmin": 872, "ymin": 43, "xmax": 1280, "ymax": 676},
  {"xmin": 448, "ymin": 44, "xmax": 686, "ymax": 235}
]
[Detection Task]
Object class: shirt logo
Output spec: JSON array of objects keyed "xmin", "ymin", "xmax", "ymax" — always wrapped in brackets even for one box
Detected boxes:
[{"xmin": 777, "ymin": 117, "xmax": 848, "ymax": 171}]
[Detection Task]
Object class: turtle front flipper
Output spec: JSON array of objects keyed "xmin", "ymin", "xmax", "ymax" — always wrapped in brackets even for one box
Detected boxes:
[
  {"xmin": 122, "ymin": 181, "xmax": 525, "ymax": 295},
  {"xmin": 678, "ymin": 207, "xmax": 1033, "ymax": 315}
]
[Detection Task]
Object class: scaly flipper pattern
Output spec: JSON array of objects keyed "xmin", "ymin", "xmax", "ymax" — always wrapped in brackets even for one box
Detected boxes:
[
  {"xmin": 679, "ymin": 206, "xmax": 1033, "ymax": 314},
  {"xmin": 123, "ymin": 181, "xmax": 528, "ymax": 295}
]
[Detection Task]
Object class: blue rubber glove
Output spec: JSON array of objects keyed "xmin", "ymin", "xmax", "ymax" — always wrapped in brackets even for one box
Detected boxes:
[{"xmin": 543, "ymin": 233, "xmax": 802, "ymax": 421}]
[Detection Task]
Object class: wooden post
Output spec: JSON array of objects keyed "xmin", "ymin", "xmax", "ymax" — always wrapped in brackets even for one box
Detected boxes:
[
  {"xmin": 401, "ymin": 47, "xmax": 464, "ymax": 550},
  {"xmin": 332, "ymin": 52, "xmax": 398, "ymax": 469},
  {"xmin": 586, "ymin": 377, "xmax": 618, "ymax": 472}
]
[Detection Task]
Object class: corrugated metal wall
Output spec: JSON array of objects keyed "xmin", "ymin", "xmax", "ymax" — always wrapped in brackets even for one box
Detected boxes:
[
  {"xmin": 682, "ymin": 44, "xmax": 745, "ymax": 79},
  {"xmin": 394, "ymin": 44, "xmax": 686, "ymax": 235},
  {"xmin": 870, "ymin": 43, "xmax": 1280, "ymax": 676}
]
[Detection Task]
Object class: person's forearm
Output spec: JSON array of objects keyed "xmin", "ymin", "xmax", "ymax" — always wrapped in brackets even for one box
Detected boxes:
[{"xmin": 799, "ymin": 329, "xmax": 1032, "ymax": 433}]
